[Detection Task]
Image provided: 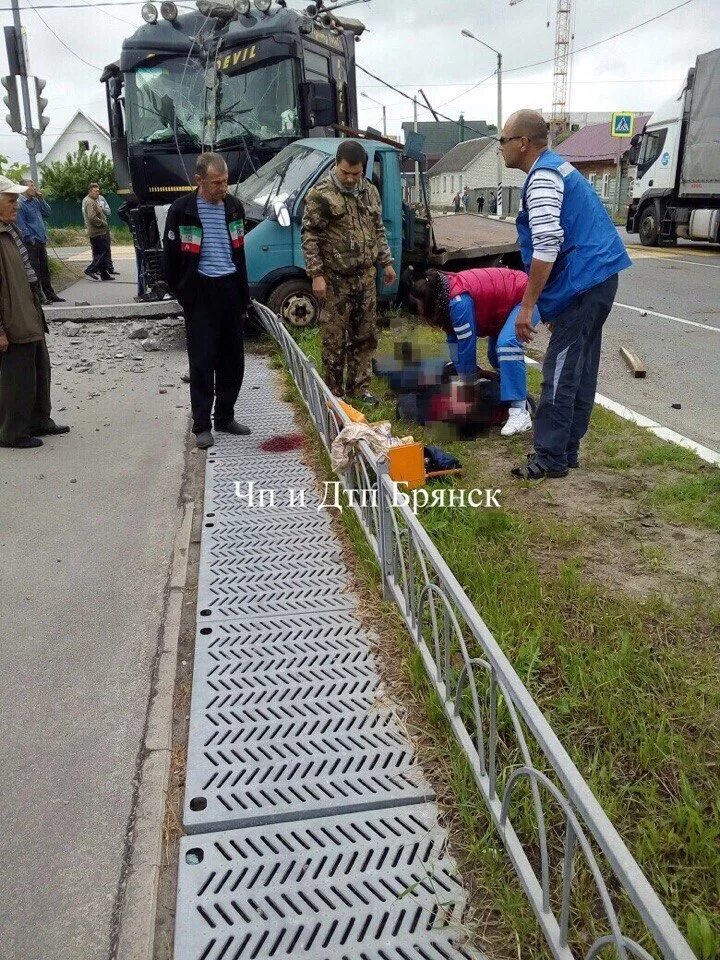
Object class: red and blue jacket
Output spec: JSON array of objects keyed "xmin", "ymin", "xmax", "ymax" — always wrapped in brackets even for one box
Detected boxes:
[
  {"xmin": 444, "ymin": 268, "xmax": 528, "ymax": 377},
  {"xmin": 162, "ymin": 191, "xmax": 250, "ymax": 314}
]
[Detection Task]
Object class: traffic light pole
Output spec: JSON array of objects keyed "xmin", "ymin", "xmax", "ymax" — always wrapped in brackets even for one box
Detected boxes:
[{"xmin": 10, "ymin": 0, "xmax": 38, "ymax": 181}]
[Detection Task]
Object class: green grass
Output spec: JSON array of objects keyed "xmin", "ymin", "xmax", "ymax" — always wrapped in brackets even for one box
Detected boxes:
[
  {"xmin": 47, "ymin": 225, "xmax": 133, "ymax": 246},
  {"xmin": 270, "ymin": 325, "xmax": 720, "ymax": 959}
]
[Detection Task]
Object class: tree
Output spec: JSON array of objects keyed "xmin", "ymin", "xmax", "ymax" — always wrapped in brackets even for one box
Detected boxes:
[
  {"xmin": 40, "ymin": 146, "xmax": 116, "ymax": 201},
  {"xmin": 0, "ymin": 154, "xmax": 27, "ymax": 183}
]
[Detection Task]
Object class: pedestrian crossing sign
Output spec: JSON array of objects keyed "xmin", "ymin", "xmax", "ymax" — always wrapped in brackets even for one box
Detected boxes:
[{"xmin": 611, "ymin": 113, "xmax": 634, "ymax": 138}]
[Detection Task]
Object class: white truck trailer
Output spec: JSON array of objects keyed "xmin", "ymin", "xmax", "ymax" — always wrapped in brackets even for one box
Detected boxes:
[{"xmin": 626, "ymin": 47, "xmax": 720, "ymax": 246}]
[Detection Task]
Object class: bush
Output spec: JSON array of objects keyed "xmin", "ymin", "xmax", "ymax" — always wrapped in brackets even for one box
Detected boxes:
[
  {"xmin": 0, "ymin": 154, "xmax": 26, "ymax": 183},
  {"xmin": 40, "ymin": 147, "xmax": 116, "ymax": 201}
]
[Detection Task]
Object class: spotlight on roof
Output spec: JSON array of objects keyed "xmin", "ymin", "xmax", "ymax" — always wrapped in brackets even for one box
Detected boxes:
[
  {"xmin": 141, "ymin": 1, "xmax": 158, "ymax": 22},
  {"xmin": 160, "ymin": 1, "xmax": 177, "ymax": 19}
]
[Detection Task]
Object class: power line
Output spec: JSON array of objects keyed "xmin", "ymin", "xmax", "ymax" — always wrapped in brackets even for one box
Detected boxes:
[
  {"xmin": 502, "ymin": 0, "xmax": 697, "ymax": 76},
  {"xmin": 356, "ymin": 65, "xmax": 496, "ymax": 139},
  {"xmin": 23, "ymin": 0, "xmax": 103, "ymax": 68},
  {"xmin": 360, "ymin": 0, "xmax": 697, "ymax": 125}
]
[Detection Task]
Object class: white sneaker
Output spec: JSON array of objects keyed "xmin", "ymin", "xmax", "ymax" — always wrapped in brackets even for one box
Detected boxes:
[{"xmin": 501, "ymin": 406, "xmax": 533, "ymax": 436}]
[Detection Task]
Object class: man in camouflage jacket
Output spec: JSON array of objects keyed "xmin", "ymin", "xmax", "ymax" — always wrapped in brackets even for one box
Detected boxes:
[{"xmin": 301, "ymin": 140, "xmax": 396, "ymax": 398}]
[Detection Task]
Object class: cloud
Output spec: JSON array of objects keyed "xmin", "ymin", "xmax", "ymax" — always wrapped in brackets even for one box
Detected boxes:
[{"xmin": 0, "ymin": 0, "xmax": 717, "ymax": 165}]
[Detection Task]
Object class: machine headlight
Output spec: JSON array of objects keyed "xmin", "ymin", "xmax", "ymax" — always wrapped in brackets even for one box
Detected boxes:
[
  {"xmin": 141, "ymin": 1, "xmax": 158, "ymax": 22},
  {"xmin": 253, "ymin": 0, "xmax": 272, "ymax": 11},
  {"xmin": 160, "ymin": 0, "xmax": 177, "ymax": 19},
  {"xmin": 234, "ymin": 0, "xmax": 251, "ymax": 12}
]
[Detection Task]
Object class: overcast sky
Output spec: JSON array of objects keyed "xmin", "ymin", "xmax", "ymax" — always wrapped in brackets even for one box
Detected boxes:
[{"xmin": 0, "ymin": 0, "xmax": 718, "ymax": 166}]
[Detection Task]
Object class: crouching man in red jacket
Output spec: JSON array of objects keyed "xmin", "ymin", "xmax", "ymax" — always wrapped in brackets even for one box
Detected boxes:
[{"xmin": 410, "ymin": 267, "xmax": 541, "ymax": 435}]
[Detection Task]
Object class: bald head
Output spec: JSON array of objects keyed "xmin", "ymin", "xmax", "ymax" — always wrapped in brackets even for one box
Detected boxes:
[
  {"xmin": 499, "ymin": 110, "xmax": 550, "ymax": 173},
  {"xmin": 505, "ymin": 110, "xmax": 549, "ymax": 144}
]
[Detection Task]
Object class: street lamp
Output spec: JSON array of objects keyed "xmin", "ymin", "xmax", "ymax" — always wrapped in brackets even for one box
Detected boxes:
[
  {"xmin": 360, "ymin": 91, "xmax": 387, "ymax": 136},
  {"xmin": 461, "ymin": 28, "xmax": 504, "ymax": 216}
]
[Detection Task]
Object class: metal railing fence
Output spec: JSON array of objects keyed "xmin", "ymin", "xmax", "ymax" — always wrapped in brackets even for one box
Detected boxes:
[{"xmin": 253, "ymin": 300, "xmax": 696, "ymax": 960}]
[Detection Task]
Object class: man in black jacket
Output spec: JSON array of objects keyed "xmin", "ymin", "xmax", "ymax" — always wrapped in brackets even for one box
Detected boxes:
[{"xmin": 163, "ymin": 153, "xmax": 251, "ymax": 449}]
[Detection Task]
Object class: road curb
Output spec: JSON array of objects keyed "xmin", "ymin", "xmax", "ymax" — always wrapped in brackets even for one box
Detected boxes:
[
  {"xmin": 114, "ymin": 500, "xmax": 194, "ymax": 960},
  {"xmin": 524, "ymin": 356, "xmax": 720, "ymax": 466},
  {"xmin": 45, "ymin": 300, "xmax": 183, "ymax": 323}
]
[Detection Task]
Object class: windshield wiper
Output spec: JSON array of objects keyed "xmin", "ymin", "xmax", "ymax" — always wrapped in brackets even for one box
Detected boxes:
[{"xmin": 262, "ymin": 158, "xmax": 292, "ymax": 218}]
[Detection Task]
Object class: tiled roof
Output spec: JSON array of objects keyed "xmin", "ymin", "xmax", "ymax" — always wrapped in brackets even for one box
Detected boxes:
[
  {"xmin": 557, "ymin": 115, "xmax": 651, "ymax": 163},
  {"xmin": 401, "ymin": 119, "xmax": 492, "ymax": 155},
  {"xmin": 427, "ymin": 138, "xmax": 495, "ymax": 175}
]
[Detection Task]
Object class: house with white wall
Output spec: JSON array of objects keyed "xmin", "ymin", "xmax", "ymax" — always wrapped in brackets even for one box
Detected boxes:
[
  {"xmin": 40, "ymin": 111, "xmax": 112, "ymax": 168},
  {"xmin": 428, "ymin": 138, "xmax": 527, "ymax": 215}
]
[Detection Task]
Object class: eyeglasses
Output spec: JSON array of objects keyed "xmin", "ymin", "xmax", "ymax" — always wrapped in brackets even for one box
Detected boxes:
[{"xmin": 496, "ymin": 135, "xmax": 526, "ymax": 146}]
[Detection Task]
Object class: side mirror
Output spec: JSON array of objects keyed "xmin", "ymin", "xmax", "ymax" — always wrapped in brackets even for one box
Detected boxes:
[
  {"xmin": 272, "ymin": 199, "xmax": 291, "ymax": 228},
  {"xmin": 627, "ymin": 133, "xmax": 642, "ymax": 167},
  {"xmin": 299, "ymin": 81, "xmax": 338, "ymax": 129}
]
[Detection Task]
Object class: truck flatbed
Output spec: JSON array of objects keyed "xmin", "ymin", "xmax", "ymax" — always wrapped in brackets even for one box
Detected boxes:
[{"xmin": 427, "ymin": 213, "xmax": 520, "ymax": 265}]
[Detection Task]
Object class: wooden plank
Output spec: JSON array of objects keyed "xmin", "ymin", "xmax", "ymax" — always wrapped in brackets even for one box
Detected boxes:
[{"xmin": 619, "ymin": 346, "xmax": 647, "ymax": 378}]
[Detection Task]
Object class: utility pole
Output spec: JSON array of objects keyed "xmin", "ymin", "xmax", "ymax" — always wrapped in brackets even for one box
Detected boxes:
[
  {"xmin": 361, "ymin": 91, "xmax": 386, "ymax": 136},
  {"xmin": 461, "ymin": 29, "xmax": 503, "ymax": 216},
  {"xmin": 2, "ymin": 8, "xmax": 49, "ymax": 182},
  {"xmin": 10, "ymin": 0, "xmax": 36, "ymax": 180},
  {"xmin": 413, "ymin": 95, "xmax": 419, "ymax": 201}
]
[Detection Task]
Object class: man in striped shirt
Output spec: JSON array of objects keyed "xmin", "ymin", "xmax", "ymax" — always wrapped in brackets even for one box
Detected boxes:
[
  {"xmin": 500, "ymin": 110, "xmax": 630, "ymax": 479},
  {"xmin": 163, "ymin": 154, "xmax": 251, "ymax": 449}
]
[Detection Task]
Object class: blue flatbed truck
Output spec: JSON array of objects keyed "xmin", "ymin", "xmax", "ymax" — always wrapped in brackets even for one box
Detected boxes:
[{"xmin": 237, "ymin": 137, "xmax": 520, "ymax": 326}]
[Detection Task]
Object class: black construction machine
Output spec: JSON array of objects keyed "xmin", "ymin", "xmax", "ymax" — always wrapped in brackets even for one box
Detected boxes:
[{"xmin": 100, "ymin": 0, "xmax": 365, "ymax": 298}]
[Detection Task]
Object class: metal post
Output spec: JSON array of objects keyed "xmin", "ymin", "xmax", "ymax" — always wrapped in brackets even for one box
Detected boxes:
[
  {"xmin": 10, "ymin": 0, "xmax": 37, "ymax": 181},
  {"xmin": 496, "ymin": 52, "xmax": 503, "ymax": 217},
  {"xmin": 382, "ymin": 104, "xmax": 386, "ymax": 137},
  {"xmin": 614, "ymin": 153, "xmax": 622, "ymax": 221},
  {"xmin": 413, "ymin": 97, "xmax": 420, "ymax": 201}
]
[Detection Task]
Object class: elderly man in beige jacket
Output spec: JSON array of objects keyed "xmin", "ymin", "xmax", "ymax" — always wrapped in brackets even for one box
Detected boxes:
[{"xmin": 0, "ymin": 175, "xmax": 69, "ymax": 448}]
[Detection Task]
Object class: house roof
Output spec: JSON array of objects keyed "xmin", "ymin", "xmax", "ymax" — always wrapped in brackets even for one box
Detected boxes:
[
  {"xmin": 401, "ymin": 119, "xmax": 492, "ymax": 156},
  {"xmin": 41, "ymin": 110, "xmax": 110, "ymax": 161},
  {"xmin": 427, "ymin": 137, "xmax": 495, "ymax": 176},
  {"xmin": 557, "ymin": 115, "xmax": 651, "ymax": 163}
]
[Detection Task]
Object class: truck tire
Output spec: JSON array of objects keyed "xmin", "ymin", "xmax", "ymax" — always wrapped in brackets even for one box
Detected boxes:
[
  {"xmin": 638, "ymin": 201, "xmax": 662, "ymax": 246},
  {"xmin": 267, "ymin": 278, "xmax": 320, "ymax": 328}
]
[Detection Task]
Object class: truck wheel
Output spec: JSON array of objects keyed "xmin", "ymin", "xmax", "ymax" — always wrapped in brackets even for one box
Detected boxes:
[
  {"xmin": 639, "ymin": 202, "xmax": 661, "ymax": 246},
  {"xmin": 267, "ymin": 279, "xmax": 320, "ymax": 328}
]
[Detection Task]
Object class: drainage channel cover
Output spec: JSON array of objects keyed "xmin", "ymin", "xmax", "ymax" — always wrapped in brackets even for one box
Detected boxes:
[
  {"xmin": 184, "ymin": 657, "xmax": 432, "ymax": 833},
  {"xmin": 176, "ymin": 804, "xmax": 482, "ymax": 960}
]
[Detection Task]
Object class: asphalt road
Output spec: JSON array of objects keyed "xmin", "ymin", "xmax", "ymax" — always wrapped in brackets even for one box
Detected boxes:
[
  {"xmin": 603, "ymin": 230, "xmax": 720, "ymax": 451},
  {"xmin": 531, "ymin": 230, "xmax": 720, "ymax": 452},
  {"xmin": 0, "ymin": 260, "xmax": 189, "ymax": 960}
]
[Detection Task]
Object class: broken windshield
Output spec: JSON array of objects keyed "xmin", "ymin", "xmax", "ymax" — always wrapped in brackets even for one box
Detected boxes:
[
  {"xmin": 126, "ymin": 56, "xmax": 298, "ymax": 147},
  {"xmin": 236, "ymin": 144, "xmax": 328, "ymax": 211}
]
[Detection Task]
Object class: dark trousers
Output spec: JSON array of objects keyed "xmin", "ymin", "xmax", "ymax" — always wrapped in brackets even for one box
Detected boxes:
[
  {"xmin": 534, "ymin": 274, "xmax": 619, "ymax": 472},
  {"xmin": 87, "ymin": 234, "xmax": 112, "ymax": 278},
  {"xmin": 25, "ymin": 240, "xmax": 57, "ymax": 301},
  {"xmin": 184, "ymin": 275, "xmax": 245, "ymax": 434},
  {"xmin": 106, "ymin": 231, "xmax": 115, "ymax": 273},
  {"xmin": 0, "ymin": 338, "xmax": 52, "ymax": 444}
]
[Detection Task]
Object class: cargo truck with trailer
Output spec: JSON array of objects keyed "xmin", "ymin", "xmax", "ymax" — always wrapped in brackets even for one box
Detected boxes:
[{"xmin": 627, "ymin": 47, "xmax": 720, "ymax": 247}]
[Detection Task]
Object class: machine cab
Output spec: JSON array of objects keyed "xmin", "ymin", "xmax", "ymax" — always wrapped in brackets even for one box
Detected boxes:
[{"xmin": 237, "ymin": 139, "xmax": 403, "ymax": 326}]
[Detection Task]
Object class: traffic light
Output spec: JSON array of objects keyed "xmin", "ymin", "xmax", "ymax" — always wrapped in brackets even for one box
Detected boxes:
[
  {"xmin": 35, "ymin": 77, "xmax": 49, "ymax": 134},
  {"xmin": 2, "ymin": 75, "xmax": 22, "ymax": 134}
]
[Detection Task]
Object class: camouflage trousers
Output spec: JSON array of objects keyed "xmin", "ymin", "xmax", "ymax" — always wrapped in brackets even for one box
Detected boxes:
[{"xmin": 320, "ymin": 268, "xmax": 378, "ymax": 396}]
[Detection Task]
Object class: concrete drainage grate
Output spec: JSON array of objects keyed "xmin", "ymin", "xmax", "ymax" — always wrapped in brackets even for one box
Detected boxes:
[
  {"xmin": 176, "ymin": 805, "xmax": 481, "ymax": 960},
  {"xmin": 176, "ymin": 354, "xmax": 478, "ymax": 957}
]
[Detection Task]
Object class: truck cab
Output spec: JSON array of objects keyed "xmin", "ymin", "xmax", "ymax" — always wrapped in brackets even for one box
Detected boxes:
[
  {"xmin": 237, "ymin": 138, "xmax": 403, "ymax": 326},
  {"xmin": 628, "ymin": 94, "xmax": 683, "ymax": 244},
  {"xmin": 627, "ymin": 47, "xmax": 720, "ymax": 246}
]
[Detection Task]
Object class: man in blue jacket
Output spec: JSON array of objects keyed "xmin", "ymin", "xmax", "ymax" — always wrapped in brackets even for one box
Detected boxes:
[
  {"xmin": 500, "ymin": 110, "xmax": 631, "ymax": 479},
  {"xmin": 16, "ymin": 181, "xmax": 65, "ymax": 304}
]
